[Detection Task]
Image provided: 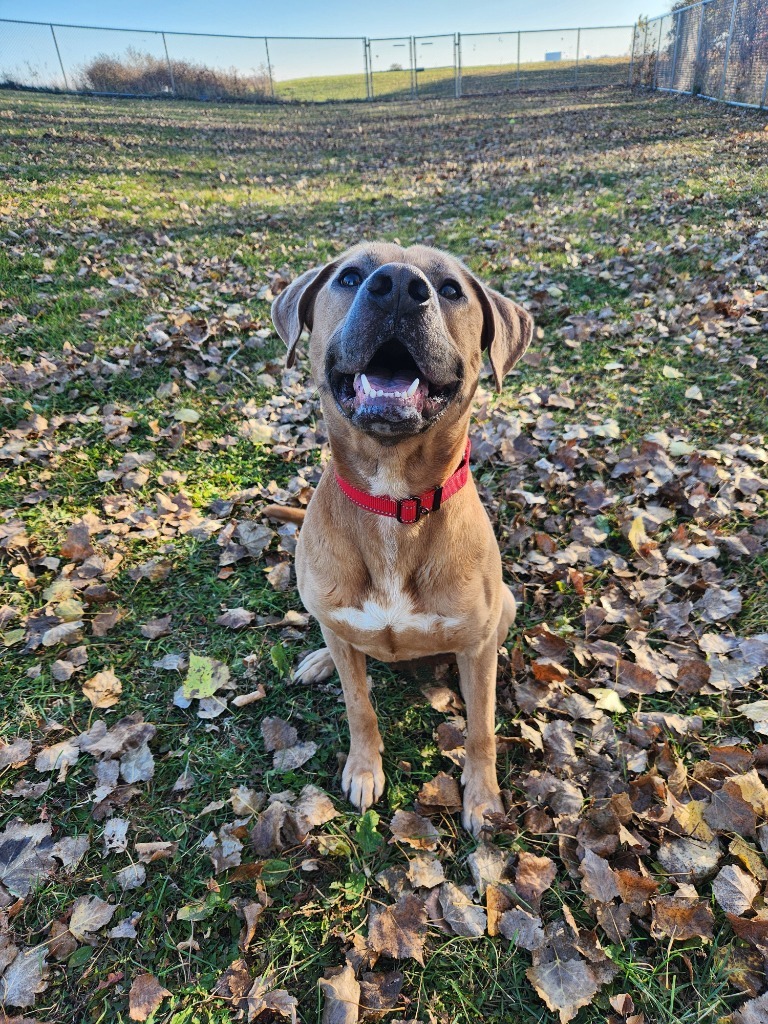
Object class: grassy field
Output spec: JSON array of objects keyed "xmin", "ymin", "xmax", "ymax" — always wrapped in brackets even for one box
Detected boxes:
[
  {"xmin": 275, "ymin": 57, "xmax": 631, "ymax": 102},
  {"xmin": 0, "ymin": 87, "xmax": 767, "ymax": 1024}
]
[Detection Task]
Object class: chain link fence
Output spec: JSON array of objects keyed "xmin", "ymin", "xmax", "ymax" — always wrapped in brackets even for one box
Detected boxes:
[
  {"xmin": 631, "ymin": 0, "xmax": 768, "ymax": 108},
  {"xmin": 0, "ymin": 17, "xmax": 634, "ymax": 103}
]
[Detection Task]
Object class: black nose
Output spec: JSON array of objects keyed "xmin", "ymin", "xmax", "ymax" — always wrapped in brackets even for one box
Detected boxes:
[{"xmin": 365, "ymin": 264, "xmax": 431, "ymax": 316}]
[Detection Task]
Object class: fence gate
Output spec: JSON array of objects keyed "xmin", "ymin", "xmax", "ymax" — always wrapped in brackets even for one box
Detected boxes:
[
  {"xmin": 368, "ymin": 36, "xmax": 414, "ymax": 99},
  {"xmin": 412, "ymin": 34, "xmax": 457, "ymax": 97}
]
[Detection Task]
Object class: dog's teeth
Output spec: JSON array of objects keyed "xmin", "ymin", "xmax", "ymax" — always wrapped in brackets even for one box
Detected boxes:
[
  {"xmin": 361, "ymin": 373, "xmax": 372, "ymax": 396},
  {"xmin": 406, "ymin": 378, "xmax": 419, "ymax": 397},
  {"xmin": 377, "ymin": 389, "xmax": 384, "ymax": 397}
]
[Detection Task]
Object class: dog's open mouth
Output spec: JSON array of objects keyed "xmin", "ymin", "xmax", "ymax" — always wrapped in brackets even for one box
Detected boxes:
[{"xmin": 329, "ymin": 339, "xmax": 459, "ymax": 434}]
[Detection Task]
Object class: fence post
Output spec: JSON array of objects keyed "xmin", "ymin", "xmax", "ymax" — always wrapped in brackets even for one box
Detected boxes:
[
  {"xmin": 693, "ymin": 3, "xmax": 707, "ymax": 95},
  {"xmin": 574, "ymin": 27, "xmax": 580, "ymax": 87},
  {"xmin": 669, "ymin": 11, "xmax": 680, "ymax": 91},
  {"xmin": 719, "ymin": 0, "xmax": 739, "ymax": 100},
  {"xmin": 50, "ymin": 25, "xmax": 69, "ymax": 92},
  {"xmin": 653, "ymin": 18, "xmax": 663, "ymax": 89},
  {"xmin": 161, "ymin": 32, "xmax": 176, "ymax": 96},
  {"xmin": 264, "ymin": 38, "xmax": 275, "ymax": 100},
  {"xmin": 628, "ymin": 23, "xmax": 636, "ymax": 85},
  {"xmin": 454, "ymin": 33, "xmax": 462, "ymax": 98},
  {"xmin": 516, "ymin": 31, "xmax": 521, "ymax": 90},
  {"xmin": 362, "ymin": 38, "xmax": 370, "ymax": 100},
  {"xmin": 410, "ymin": 36, "xmax": 417, "ymax": 98},
  {"xmin": 366, "ymin": 39, "xmax": 373, "ymax": 99},
  {"xmin": 761, "ymin": 64, "xmax": 768, "ymax": 108}
]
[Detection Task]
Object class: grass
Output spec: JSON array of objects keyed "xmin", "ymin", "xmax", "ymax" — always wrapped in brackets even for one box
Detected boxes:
[{"xmin": 0, "ymin": 86, "xmax": 767, "ymax": 1023}]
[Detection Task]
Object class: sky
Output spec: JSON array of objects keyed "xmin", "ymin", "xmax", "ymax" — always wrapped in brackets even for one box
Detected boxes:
[{"xmin": 2, "ymin": 0, "xmax": 650, "ymax": 38}]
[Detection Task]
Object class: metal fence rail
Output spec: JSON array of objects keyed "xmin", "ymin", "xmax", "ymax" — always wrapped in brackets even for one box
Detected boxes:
[
  {"xmin": 0, "ymin": 17, "xmax": 634, "ymax": 103},
  {"xmin": 631, "ymin": 0, "xmax": 768, "ymax": 109}
]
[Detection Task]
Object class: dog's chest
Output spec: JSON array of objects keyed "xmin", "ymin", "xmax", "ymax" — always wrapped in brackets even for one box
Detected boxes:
[
  {"xmin": 329, "ymin": 572, "xmax": 461, "ymax": 636},
  {"xmin": 304, "ymin": 518, "xmax": 466, "ymax": 659}
]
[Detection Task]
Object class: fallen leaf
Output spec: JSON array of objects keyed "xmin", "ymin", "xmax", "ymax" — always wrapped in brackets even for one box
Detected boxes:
[
  {"xmin": 0, "ymin": 946, "xmax": 50, "ymax": 1009},
  {"xmin": 128, "ymin": 973, "xmax": 171, "ymax": 1021},
  {"xmin": 515, "ymin": 852, "xmax": 557, "ymax": 910},
  {"xmin": 318, "ymin": 962, "xmax": 360, "ymax": 1024},
  {"xmin": 368, "ymin": 894, "xmax": 428, "ymax": 964},
  {"xmin": 388, "ymin": 810, "xmax": 439, "ymax": 852},
  {"xmin": 499, "ymin": 908, "xmax": 546, "ymax": 950},
  {"xmin": 711, "ymin": 864, "xmax": 759, "ymax": 915},
  {"xmin": 651, "ymin": 896, "xmax": 714, "ymax": 941},
  {"xmin": 438, "ymin": 881, "xmax": 487, "ymax": 937},
  {"xmin": 526, "ymin": 957, "xmax": 599, "ymax": 1024},
  {"xmin": 69, "ymin": 895, "xmax": 116, "ymax": 943},
  {"xmin": 82, "ymin": 668, "xmax": 122, "ymax": 708}
]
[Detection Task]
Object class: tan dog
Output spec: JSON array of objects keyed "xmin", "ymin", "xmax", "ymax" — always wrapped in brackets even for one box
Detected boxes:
[{"xmin": 271, "ymin": 242, "xmax": 533, "ymax": 834}]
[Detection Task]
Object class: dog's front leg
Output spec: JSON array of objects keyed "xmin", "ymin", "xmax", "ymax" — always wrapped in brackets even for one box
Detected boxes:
[
  {"xmin": 320, "ymin": 624, "xmax": 385, "ymax": 814},
  {"xmin": 456, "ymin": 634, "xmax": 504, "ymax": 835}
]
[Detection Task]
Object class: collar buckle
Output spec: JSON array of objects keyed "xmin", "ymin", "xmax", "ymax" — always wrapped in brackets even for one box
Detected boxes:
[{"xmin": 395, "ymin": 484, "xmax": 443, "ymax": 524}]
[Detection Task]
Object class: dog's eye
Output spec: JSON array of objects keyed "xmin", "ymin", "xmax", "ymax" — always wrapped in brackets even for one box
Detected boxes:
[
  {"xmin": 439, "ymin": 280, "xmax": 462, "ymax": 300},
  {"xmin": 338, "ymin": 268, "xmax": 362, "ymax": 288}
]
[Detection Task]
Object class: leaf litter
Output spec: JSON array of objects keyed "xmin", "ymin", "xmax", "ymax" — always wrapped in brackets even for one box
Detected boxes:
[{"xmin": 0, "ymin": 86, "xmax": 767, "ymax": 1022}]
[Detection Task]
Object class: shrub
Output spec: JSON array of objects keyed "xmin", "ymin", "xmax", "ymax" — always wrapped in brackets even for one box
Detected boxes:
[{"xmin": 77, "ymin": 47, "xmax": 272, "ymax": 100}]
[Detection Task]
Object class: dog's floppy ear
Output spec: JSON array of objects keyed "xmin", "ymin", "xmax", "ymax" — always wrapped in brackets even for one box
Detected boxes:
[
  {"xmin": 468, "ymin": 275, "xmax": 534, "ymax": 392},
  {"xmin": 271, "ymin": 260, "xmax": 339, "ymax": 368}
]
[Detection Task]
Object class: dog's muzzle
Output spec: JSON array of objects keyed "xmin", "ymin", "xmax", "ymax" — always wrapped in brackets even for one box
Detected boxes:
[{"xmin": 326, "ymin": 264, "xmax": 463, "ymax": 438}]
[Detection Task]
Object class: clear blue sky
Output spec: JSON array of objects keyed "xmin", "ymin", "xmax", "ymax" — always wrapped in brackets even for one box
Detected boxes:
[{"xmin": 4, "ymin": 0, "xmax": 650, "ymax": 37}]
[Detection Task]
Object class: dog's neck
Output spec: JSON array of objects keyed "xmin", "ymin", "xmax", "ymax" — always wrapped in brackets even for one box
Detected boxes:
[{"xmin": 328, "ymin": 415, "xmax": 471, "ymax": 500}]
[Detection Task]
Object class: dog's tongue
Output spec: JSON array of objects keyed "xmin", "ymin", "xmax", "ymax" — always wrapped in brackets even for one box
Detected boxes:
[{"xmin": 365, "ymin": 372, "xmax": 414, "ymax": 392}]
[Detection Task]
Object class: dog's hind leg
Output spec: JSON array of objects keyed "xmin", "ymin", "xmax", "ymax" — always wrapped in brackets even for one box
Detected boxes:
[
  {"xmin": 293, "ymin": 647, "xmax": 336, "ymax": 684},
  {"xmin": 320, "ymin": 624, "xmax": 385, "ymax": 815}
]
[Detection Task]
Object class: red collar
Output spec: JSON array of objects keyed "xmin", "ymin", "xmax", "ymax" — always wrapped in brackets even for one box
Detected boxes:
[{"xmin": 334, "ymin": 439, "xmax": 471, "ymax": 524}]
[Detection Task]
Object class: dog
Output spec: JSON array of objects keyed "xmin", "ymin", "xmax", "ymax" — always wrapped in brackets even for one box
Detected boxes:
[{"xmin": 271, "ymin": 242, "xmax": 533, "ymax": 834}]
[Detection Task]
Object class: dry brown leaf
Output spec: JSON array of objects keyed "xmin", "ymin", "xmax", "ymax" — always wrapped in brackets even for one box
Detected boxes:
[
  {"xmin": 388, "ymin": 810, "xmax": 439, "ymax": 851},
  {"xmin": 651, "ymin": 896, "xmax": 714, "ymax": 941},
  {"xmin": 416, "ymin": 772, "xmax": 462, "ymax": 813},
  {"xmin": 47, "ymin": 920, "xmax": 78, "ymax": 961},
  {"xmin": 367, "ymin": 894, "xmax": 427, "ymax": 964},
  {"xmin": 437, "ymin": 881, "xmax": 486, "ymax": 937},
  {"xmin": 216, "ymin": 608, "xmax": 255, "ymax": 629},
  {"xmin": 515, "ymin": 851, "xmax": 557, "ymax": 910},
  {"xmin": 82, "ymin": 668, "xmax": 122, "ymax": 708},
  {"xmin": 499, "ymin": 908, "xmax": 546, "ymax": 950},
  {"xmin": 318, "ymin": 962, "xmax": 360, "ymax": 1024},
  {"xmin": 579, "ymin": 849, "xmax": 620, "ymax": 903},
  {"xmin": 703, "ymin": 781, "xmax": 757, "ymax": 837},
  {"xmin": 712, "ymin": 864, "xmax": 760, "ymax": 915},
  {"xmin": 406, "ymin": 854, "xmax": 445, "ymax": 889},
  {"xmin": 60, "ymin": 522, "xmax": 94, "ymax": 562},
  {"xmin": 128, "ymin": 973, "xmax": 171, "ymax": 1021},
  {"xmin": 140, "ymin": 615, "xmax": 172, "ymax": 639},
  {"xmin": 526, "ymin": 957, "xmax": 600, "ymax": 1024},
  {"xmin": 359, "ymin": 970, "xmax": 404, "ymax": 1020},
  {"xmin": 0, "ymin": 738, "xmax": 32, "ymax": 769},
  {"xmin": 69, "ymin": 895, "xmax": 116, "ymax": 944},
  {"xmin": 261, "ymin": 717, "xmax": 298, "ymax": 751},
  {"xmin": 0, "ymin": 946, "xmax": 50, "ymax": 1009},
  {"xmin": 135, "ymin": 841, "xmax": 178, "ymax": 864}
]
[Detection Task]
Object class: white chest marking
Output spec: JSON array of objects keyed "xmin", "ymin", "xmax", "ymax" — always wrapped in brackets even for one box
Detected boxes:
[{"xmin": 330, "ymin": 573, "xmax": 462, "ymax": 635}]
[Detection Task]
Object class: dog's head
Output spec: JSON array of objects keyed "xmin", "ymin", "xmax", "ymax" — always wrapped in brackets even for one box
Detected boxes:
[{"xmin": 271, "ymin": 242, "xmax": 533, "ymax": 440}]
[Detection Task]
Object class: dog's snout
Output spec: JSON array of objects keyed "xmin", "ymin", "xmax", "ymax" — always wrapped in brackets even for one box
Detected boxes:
[{"xmin": 365, "ymin": 264, "xmax": 431, "ymax": 316}]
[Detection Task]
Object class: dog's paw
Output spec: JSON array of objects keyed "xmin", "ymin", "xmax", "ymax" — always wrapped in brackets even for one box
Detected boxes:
[
  {"xmin": 293, "ymin": 647, "xmax": 335, "ymax": 684},
  {"xmin": 461, "ymin": 777, "xmax": 503, "ymax": 837},
  {"xmin": 342, "ymin": 750, "xmax": 385, "ymax": 815}
]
